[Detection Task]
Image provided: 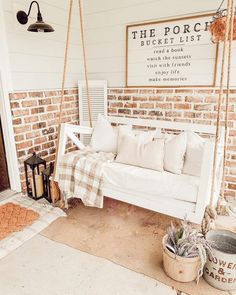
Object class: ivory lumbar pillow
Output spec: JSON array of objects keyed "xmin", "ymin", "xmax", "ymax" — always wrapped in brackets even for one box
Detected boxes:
[
  {"xmin": 116, "ymin": 136, "xmax": 165, "ymax": 171},
  {"xmin": 164, "ymin": 132, "xmax": 187, "ymax": 174},
  {"xmin": 183, "ymin": 131, "xmax": 204, "ymax": 177},
  {"xmin": 117, "ymin": 128, "xmax": 159, "ymax": 151}
]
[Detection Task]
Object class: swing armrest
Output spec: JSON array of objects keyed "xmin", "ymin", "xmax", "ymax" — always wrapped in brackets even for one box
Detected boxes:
[
  {"xmin": 195, "ymin": 137, "xmax": 224, "ymax": 222},
  {"xmin": 54, "ymin": 123, "xmax": 93, "ymax": 181}
]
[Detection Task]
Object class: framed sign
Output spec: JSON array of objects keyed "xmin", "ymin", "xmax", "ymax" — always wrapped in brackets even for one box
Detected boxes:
[{"xmin": 126, "ymin": 14, "xmax": 218, "ymax": 88}]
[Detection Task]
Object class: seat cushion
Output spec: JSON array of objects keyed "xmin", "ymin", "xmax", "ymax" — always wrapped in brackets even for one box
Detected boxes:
[{"xmin": 102, "ymin": 162, "xmax": 200, "ymax": 203}]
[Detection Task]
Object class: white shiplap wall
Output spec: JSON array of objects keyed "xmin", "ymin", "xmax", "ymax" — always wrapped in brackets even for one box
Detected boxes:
[
  {"xmin": 83, "ymin": 0, "xmax": 236, "ymax": 87},
  {"xmin": 2, "ymin": 0, "xmax": 84, "ymax": 91},
  {"xmin": 1, "ymin": 0, "xmax": 236, "ymax": 90}
]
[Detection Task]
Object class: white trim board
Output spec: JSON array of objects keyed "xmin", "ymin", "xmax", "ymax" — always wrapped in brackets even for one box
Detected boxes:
[{"xmin": 0, "ymin": 0, "xmax": 21, "ymax": 192}]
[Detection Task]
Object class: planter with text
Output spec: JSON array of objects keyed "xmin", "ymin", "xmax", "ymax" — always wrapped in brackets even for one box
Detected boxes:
[{"xmin": 204, "ymin": 230, "xmax": 236, "ymax": 291}]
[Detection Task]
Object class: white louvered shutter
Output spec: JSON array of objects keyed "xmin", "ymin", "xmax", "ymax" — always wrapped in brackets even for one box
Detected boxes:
[{"xmin": 78, "ymin": 80, "xmax": 107, "ymax": 144}]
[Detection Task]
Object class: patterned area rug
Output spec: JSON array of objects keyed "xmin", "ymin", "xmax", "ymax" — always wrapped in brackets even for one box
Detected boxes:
[
  {"xmin": 0, "ymin": 195, "xmax": 66, "ymax": 259},
  {"xmin": 42, "ymin": 198, "xmax": 230, "ymax": 295}
]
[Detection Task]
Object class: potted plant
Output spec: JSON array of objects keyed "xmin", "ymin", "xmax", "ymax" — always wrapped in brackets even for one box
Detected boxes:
[
  {"xmin": 209, "ymin": 9, "xmax": 236, "ymax": 43},
  {"xmin": 162, "ymin": 221, "xmax": 213, "ymax": 283}
]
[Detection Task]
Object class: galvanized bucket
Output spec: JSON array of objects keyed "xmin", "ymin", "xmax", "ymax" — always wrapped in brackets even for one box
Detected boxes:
[{"xmin": 204, "ymin": 230, "xmax": 236, "ymax": 291}]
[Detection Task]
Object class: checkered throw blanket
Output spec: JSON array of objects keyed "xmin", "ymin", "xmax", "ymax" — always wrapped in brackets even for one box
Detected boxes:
[{"xmin": 58, "ymin": 149, "xmax": 115, "ymax": 208}]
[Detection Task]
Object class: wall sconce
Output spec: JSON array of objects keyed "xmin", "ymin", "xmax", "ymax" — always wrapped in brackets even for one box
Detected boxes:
[{"xmin": 16, "ymin": 1, "xmax": 54, "ymax": 33}]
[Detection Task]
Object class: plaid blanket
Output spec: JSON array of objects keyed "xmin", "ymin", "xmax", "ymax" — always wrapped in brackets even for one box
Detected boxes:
[{"xmin": 58, "ymin": 149, "xmax": 115, "ymax": 208}]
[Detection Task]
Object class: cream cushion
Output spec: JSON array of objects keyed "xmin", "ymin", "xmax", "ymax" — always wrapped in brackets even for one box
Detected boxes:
[
  {"xmin": 183, "ymin": 131, "xmax": 204, "ymax": 177},
  {"xmin": 90, "ymin": 114, "xmax": 117, "ymax": 153},
  {"xmin": 90, "ymin": 115, "xmax": 131, "ymax": 153},
  {"xmin": 116, "ymin": 136, "xmax": 165, "ymax": 171},
  {"xmin": 164, "ymin": 132, "xmax": 187, "ymax": 174}
]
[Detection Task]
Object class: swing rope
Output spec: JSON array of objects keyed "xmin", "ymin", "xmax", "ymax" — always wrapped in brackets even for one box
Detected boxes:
[
  {"xmin": 51, "ymin": 0, "xmax": 92, "ymax": 202},
  {"xmin": 78, "ymin": 0, "xmax": 93, "ymax": 128},
  {"xmin": 217, "ymin": 0, "xmax": 235, "ymax": 214},
  {"xmin": 202, "ymin": 0, "xmax": 234, "ymax": 234}
]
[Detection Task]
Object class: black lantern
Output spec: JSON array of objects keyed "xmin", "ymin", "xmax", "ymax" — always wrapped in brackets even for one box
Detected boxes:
[
  {"xmin": 24, "ymin": 152, "xmax": 46, "ymax": 200},
  {"xmin": 42, "ymin": 162, "xmax": 54, "ymax": 203},
  {"xmin": 16, "ymin": 1, "xmax": 54, "ymax": 33}
]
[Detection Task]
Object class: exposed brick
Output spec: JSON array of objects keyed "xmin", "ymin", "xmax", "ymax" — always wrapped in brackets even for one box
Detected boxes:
[
  {"xmin": 31, "ymin": 107, "xmax": 45, "ymax": 114},
  {"xmin": 44, "ymin": 91, "xmax": 58, "ymax": 97},
  {"xmin": 9, "ymin": 92, "xmax": 27, "ymax": 100},
  {"xmin": 14, "ymin": 125, "xmax": 31, "ymax": 134},
  {"xmin": 194, "ymin": 104, "xmax": 212, "ymax": 111},
  {"xmin": 148, "ymin": 111, "xmax": 163, "ymax": 117},
  {"xmin": 28, "ymin": 91, "xmax": 44, "ymax": 98},
  {"xmin": 26, "ymin": 131, "xmax": 41, "ymax": 139},
  {"xmin": 110, "ymin": 102, "xmax": 123, "ymax": 108},
  {"xmin": 118, "ymin": 109, "xmax": 131, "ymax": 115},
  {"xmin": 118, "ymin": 95, "xmax": 131, "ymax": 101},
  {"xmin": 124, "ymin": 102, "xmax": 137, "ymax": 108},
  {"xmin": 39, "ymin": 98, "xmax": 52, "ymax": 105},
  {"xmin": 22, "ymin": 100, "xmax": 37, "ymax": 107},
  {"xmin": 15, "ymin": 135, "xmax": 24, "ymax": 142},
  {"xmin": 13, "ymin": 118, "xmax": 22, "ymax": 125},
  {"xmin": 156, "ymin": 103, "xmax": 172, "ymax": 109},
  {"xmin": 149, "ymin": 96, "xmax": 165, "ymax": 101},
  {"xmin": 34, "ymin": 136, "xmax": 47, "ymax": 145},
  {"xmin": 133, "ymin": 110, "xmax": 147, "ymax": 115},
  {"xmin": 24, "ymin": 116, "xmax": 39, "ymax": 124},
  {"xmin": 11, "ymin": 102, "xmax": 20, "ymax": 109},
  {"xmin": 47, "ymin": 105, "xmax": 59, "ymax": 112},
  {"xmin": 133, "ymin": 96, "xmax": 148, "ymax": 101},
  {"xmin": 16, "ymin": 141, "xmax": 33, "ymax": 150},
  {"xmin": 174, "ymin": 103, "xmax": 191, "ymax": 110},
  {"xmin": 166, "ymin": 96, "xmax": 183, "ymax": 102},
  {"xmin": 139, "ymin": 103, "xmax": 154, "ymax": 108},
  {"xmin": 175, "ymin": 89, "xmax": 193, "ymax": 94},
  {"xmin": 185, "ymin": 96, "xmax": 203, "ymax": 103},
  {"xmin": 12, "ymin": 109, "xmax": 30, "ymax": 117},
  {"xmin": 32, "ymin": 122, "xmax": 47, "ymax": 130}
]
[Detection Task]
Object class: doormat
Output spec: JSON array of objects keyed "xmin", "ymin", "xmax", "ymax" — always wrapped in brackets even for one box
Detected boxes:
[
  {"xmin": 0, "ymin": 195, "xmax": 66, "ymax": 259},
  {"xmin": 41, "ymin": 198, "xmax": 230, "ymax": 295},
  {"xmin": 0, "ymin": 203, "xmax": 39, "ymax": 240}
]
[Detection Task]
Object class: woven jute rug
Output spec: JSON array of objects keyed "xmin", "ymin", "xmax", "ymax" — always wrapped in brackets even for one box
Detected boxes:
[
  {"xmin": 0, "ymin": 203, "xmax": 39, "ymax": 240},
  {"xmin": 42, "ymin": 198, "xmax": 231, "ymax": 295},
  {"xmin": 0, "ymin": 195, "xmax": 66, "ymax": 259}
]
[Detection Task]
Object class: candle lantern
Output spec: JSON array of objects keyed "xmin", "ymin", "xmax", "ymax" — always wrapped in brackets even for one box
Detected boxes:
[
  {"xmin": 24, "ymin": 152, "xmax": 46, "ymax": 200},
  {"xmin": 42, "ymin": 162, "xmax": 54, "ymax": 203}
]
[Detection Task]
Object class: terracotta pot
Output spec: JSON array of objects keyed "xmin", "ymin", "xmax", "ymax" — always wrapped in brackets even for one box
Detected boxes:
[
  {"xmin": 162, "ymin": 235, "xmax": 201, "ymax": 282},
  {"xmin": 204, "ymin": 230, "xmax": 236, "ymax": 291},
  {"xmin": 209, "ymin": 16, "xmax": 236, "ymax": 43}
]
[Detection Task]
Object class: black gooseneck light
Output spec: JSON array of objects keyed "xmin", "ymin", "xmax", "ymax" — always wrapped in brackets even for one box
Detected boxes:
[{"xmin": 16, "ymin": 1, "xmax": 54, "ymax": 33}]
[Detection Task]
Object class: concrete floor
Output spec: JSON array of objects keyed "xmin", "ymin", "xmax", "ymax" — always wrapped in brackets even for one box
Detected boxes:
[{"xmin": 0, "ymin": 235, "xmax": 180, "ymax": 295}]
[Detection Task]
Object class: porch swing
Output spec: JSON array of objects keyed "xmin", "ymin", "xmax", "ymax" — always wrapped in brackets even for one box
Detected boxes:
[{"xmin": 52, "ymin": 0, "xmax": 233, "ymax": 226}]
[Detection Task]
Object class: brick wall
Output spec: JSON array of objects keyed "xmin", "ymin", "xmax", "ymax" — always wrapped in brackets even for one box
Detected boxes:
[
  {"xmin": 108, "ymin": 88, "xmax": 236, "ymax": 200},
  {"xmin": 9, "ymin": 89, "xmax": 79, "ymax": 191}
]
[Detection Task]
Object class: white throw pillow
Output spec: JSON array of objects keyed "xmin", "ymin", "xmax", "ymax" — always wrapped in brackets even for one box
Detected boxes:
[
  {"xmin": 116, "ymin": 136, "xmax": 165, "ymax": 171},
  {"xmin": 183, "ymin": 131, "xmax": 204, "ymax": 177},
  {"xmin": 90, "ymin": 114, "xmax": 117, "ymax": 153},
  {"xmin": 90, "ymin": 115, "xmax": 131, "ymax": 153},
  {"xmin": 117, "ymin": 128, "xmax": 159, "ymax": 150},
  {"xmin": 164, "ymin": 132, "xmax": 187, "ymax": 174}
]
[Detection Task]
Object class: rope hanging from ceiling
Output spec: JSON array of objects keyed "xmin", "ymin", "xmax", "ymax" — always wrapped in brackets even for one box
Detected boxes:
[
  {"xmin": 202, "ymin": 0, "xmax": 235, "ymax": 234},
  {"xmin": 51, "ymin": 0, "xmax": 92, "ymax": 203}
]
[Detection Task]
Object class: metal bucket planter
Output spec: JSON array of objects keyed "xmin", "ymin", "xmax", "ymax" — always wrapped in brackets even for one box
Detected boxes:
[
  {"xmin": 204, "ymin": 230, "xmax": 236, "ymax": 291},
  {"xmin": 162, "ymin": 235, "xmax": 201, "ymax": 282}
]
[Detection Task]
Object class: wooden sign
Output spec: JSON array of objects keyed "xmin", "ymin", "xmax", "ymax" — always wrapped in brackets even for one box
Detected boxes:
[{"xmin": 126, "ymin": 14, "xmax": 218, "ymax": 88}]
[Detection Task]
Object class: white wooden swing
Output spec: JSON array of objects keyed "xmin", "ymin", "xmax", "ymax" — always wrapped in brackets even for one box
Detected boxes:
[{"xmin": 51, "ymin": 0, "xmax": 234, "ymax": 227}]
